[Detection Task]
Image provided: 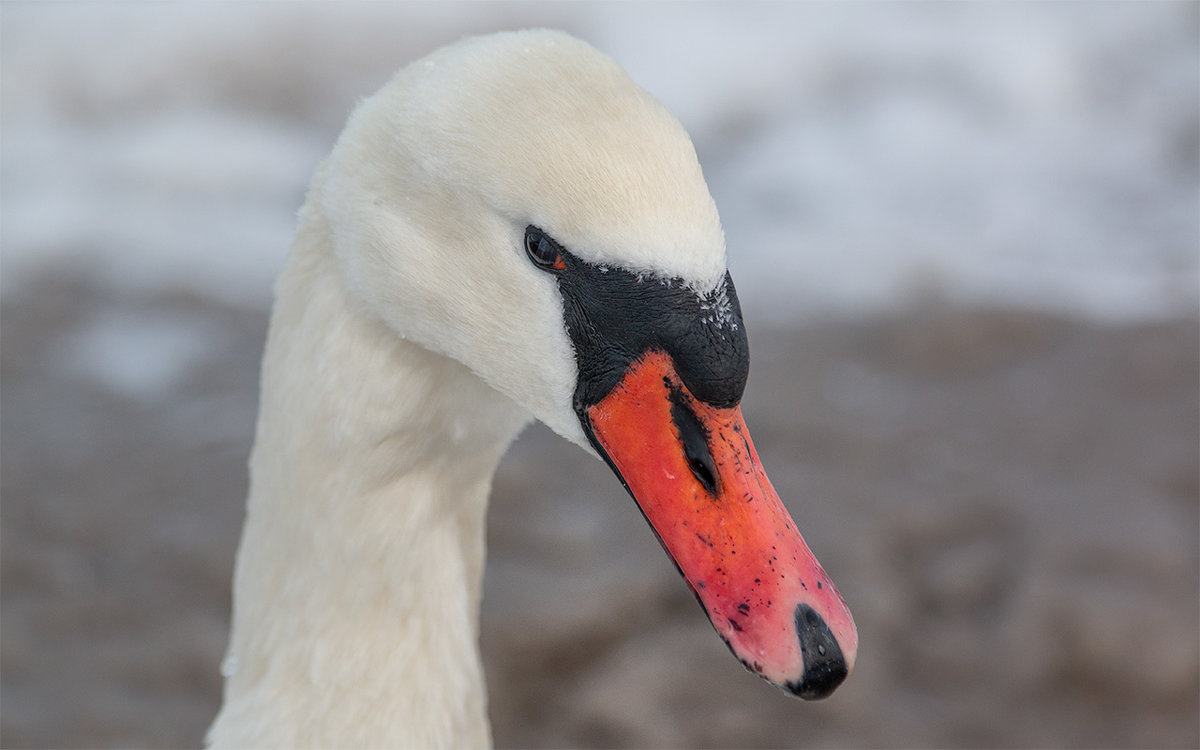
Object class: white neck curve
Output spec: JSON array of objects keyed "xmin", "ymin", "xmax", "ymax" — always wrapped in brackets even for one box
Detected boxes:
[{"xmin": 208, "ymin": 205, "xmax": 530, "ymax": 748}]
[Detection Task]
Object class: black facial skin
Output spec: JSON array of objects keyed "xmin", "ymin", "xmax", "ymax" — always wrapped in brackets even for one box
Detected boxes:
[
  {"xmin": 524, "ymin": 227, "xmax": 847, "ymax": 701},
  {"xmin": 522, "ymin": 226, "xmax": 750, "ymax": 416}
]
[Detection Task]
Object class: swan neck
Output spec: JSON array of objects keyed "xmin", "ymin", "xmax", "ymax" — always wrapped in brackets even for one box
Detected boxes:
[{"xmin": 210, "ymin": 213, "xmax": 529, "ymax": 748}]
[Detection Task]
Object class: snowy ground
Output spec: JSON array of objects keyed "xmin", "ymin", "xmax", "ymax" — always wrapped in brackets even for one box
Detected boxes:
[
  {"xmin": 5, "ymin": 2, "xmax": 1196, "ymax": 319},
  {"xmin": 2, "ymin": 2, "xmax": 1197, "ymax": 748}
]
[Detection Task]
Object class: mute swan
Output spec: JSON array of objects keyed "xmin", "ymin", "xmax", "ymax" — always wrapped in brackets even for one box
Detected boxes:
[{"xmin": 209, "ymin": 29, "xmax": 857, "ymax": 749}]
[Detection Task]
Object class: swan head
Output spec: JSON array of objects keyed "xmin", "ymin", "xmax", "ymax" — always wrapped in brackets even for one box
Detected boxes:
[{"xmin": 312, "ymin": 29, "xmax": 856, "ymax": 699}]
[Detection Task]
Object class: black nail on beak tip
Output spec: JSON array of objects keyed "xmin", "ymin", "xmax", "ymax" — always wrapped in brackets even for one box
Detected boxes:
[{"xmin": 786, "ymin": 604, "xmax": 848, "ymax": 700}]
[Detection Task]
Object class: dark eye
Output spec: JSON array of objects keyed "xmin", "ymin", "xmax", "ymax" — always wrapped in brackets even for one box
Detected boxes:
[{"xmin": 524, "ymin": 225, "xmax": 566, "ymax": 272}]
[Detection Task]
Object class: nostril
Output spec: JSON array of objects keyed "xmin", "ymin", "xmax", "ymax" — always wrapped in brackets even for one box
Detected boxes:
[
  {"xmin": 667, "ymin": 384, "xmax": 721, "ymax": 496},
  {"xmin": 686, "ymin": 454, "xmax": 718, "ymax": 496},
  {"xmin": 787, "ymin": 604, "xmax": 848, "ymax": 700}
]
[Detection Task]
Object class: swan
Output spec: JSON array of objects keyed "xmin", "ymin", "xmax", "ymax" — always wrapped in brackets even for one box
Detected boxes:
[{"xmin": 208, "ymin": 29, "xmax": 858, "ymax": 749}]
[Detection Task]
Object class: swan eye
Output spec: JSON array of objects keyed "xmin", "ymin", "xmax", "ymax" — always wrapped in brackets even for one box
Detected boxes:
[{"xmin": 524, "ymin": 225, "xmax": 566, "ymax": 272}]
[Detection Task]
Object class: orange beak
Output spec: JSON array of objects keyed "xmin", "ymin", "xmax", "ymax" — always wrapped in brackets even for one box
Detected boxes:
[{"xmin": 584, "ymin": 350, "xmax": 858, "ymax": 698}]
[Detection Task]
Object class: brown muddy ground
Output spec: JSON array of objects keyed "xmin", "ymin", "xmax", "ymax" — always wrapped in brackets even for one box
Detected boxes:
[{"xmin": 2, "ymin": 275, "xmax": 1197, "ymax": 749}]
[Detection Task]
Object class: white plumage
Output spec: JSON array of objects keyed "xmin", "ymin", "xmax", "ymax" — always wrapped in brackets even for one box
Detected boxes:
[{"xmin": 209, "ymin": 30, "xmax": 731, "ymax": 748}]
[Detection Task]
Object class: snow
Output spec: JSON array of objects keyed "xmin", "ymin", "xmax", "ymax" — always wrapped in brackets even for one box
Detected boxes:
[
  {"xmin": 48, "ymin": 307, "xmax": 225, "ymax": 401},
  {"xmin": 3, "ymin": 1, "xmax": 1196, "ymax": 319}
]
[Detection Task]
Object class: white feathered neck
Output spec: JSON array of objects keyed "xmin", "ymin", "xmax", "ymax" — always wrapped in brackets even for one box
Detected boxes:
[
  {"xmin": 209, "ymin": 29, "xmax": 729, "ymax": 748},
  {"xmin": 208, "ymin": 186, "xmax": 531, "ymax": 746}
]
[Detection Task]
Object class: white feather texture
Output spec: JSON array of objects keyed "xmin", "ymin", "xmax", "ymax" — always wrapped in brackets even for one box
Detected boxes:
[{"xmin": 209, "ymin": 29, "xmax": 728, "ymax": 748}]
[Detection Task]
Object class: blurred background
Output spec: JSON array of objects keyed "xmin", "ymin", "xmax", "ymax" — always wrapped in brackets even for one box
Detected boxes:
[{"xmin": 2, "ymin": 2, "xmax": 1197, "ymax": 747}]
